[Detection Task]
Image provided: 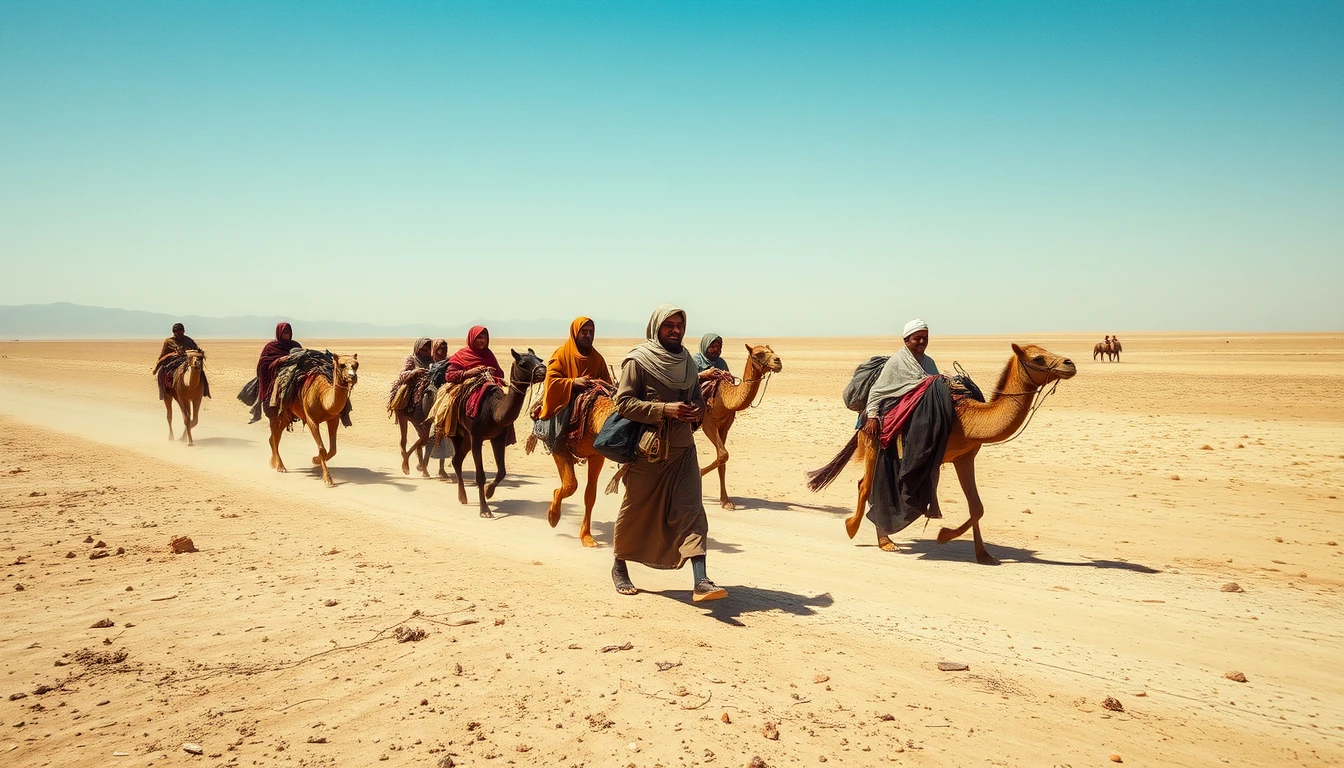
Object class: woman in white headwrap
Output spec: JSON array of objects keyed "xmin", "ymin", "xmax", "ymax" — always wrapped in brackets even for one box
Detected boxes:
[{"xmin": 610, "ymin": 304, "xmax": 726, "ymax": 603}]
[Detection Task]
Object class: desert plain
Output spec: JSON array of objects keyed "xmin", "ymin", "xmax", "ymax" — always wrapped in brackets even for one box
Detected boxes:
[{"xmin": 0, "ymin": 332, "xmax": 1341, "ymax": 767}]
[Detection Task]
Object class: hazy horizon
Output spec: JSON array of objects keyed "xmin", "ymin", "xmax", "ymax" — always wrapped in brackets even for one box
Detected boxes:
[{"xmin": 2, "ymin": 3, "xmax": 1340, "ymax": 336}]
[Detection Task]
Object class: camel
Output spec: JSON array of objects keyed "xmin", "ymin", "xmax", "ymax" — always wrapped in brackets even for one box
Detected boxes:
[
  {"xmin": 1092, "ymin": 340, "xmax": 1110, "ymax": 361},
  {"xmin": 268, "ymin": 353, "xmax": 359, "ymax": 487},
  {"xmin": 164, "ymin": 350, "xmax": 206, "ymax": 446},
  {"xmin": 1109, "ymin": 337, "xmax": 1122, "ymax": 362},
  {"xmin": 808, "ymin": 343, "xmax": 1076, "ymax": 565},
  {"xmin": 393, "ymin": 380, "xmax": 450, "ymax": 480},
  {"xmin": 699, "ymin": 344, "xmax": 784, "ymax": 509},
  {"xmin": 532, "ymin": 390, "xmax": 619, "ymax": 547},
  {"xmin": 420, "ymin": 349, "xmax": 546, "ymax": 518}
]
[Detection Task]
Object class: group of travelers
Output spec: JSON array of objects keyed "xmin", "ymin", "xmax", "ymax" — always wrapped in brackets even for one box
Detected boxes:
[{"xmin": 152, "ymin": 307, "xmax": 949, "ymax": 604}]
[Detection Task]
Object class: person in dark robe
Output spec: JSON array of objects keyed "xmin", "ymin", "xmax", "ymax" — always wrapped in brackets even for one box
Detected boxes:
[
  {"xmin": 611, "ymin": 304, "xmax": 725, "ymax": 603},
  {"xmin": 402, "ymin": 337, "xmax": 433, "ymax": 373},
  {"xmin": 152, "ymin": 323, "xmax": 209, "ymax": 400},
  {"xmin": 249, "ymin": 322, "xmax": 302, "ymax": 422}
]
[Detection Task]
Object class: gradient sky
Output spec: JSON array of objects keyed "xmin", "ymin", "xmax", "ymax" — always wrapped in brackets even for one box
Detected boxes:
[{"xmin": 1, "ymin": 1, "xmax": 1340, "ymax": 336}]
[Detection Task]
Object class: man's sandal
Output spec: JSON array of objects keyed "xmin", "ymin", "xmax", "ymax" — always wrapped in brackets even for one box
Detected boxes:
[{"xmin": 693, "ymin": 579, "xmax": 727, "ymax": 602}]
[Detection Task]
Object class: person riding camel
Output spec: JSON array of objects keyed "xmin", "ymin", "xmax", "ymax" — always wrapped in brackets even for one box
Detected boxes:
[
  {"xmin": 249, "ymin": 322, "xmax": 302, "ymax": 423},
  {"xmin": 860, "ymin": 318, "xmax": 955, "ymax": 549},
  {"xmin": 431, "ymin": 339, "xmax": 449, "ymax": 364},
  {"xmin": 153, "ymin": 323, "xmax": 209, "ymax": 401},
  {"xmin": 435, "ymin": 326, "xmax": 511, "ymax": 444},
  {"xmin": 530, "ymin": 317, "xmax": 613, "ymax": 451},
  {"xmin": 692, "ymin": 332, "xmax": 735, "ymax": 402}
]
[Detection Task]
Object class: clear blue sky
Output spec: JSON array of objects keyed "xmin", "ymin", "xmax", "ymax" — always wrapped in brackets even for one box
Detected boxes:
[{"xmin": 1, "ymin": 1, "xmax": 1340, "ymax": 335}]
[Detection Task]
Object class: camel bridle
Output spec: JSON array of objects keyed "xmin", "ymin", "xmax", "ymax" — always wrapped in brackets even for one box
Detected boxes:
[{"xmin": 991, "ymin": 353, "xmax": 1067, "ymax": 445}]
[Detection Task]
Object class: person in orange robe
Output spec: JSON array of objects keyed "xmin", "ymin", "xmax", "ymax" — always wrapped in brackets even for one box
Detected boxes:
[{"xmin": 537, "ymin": 316, "xmax": 612, "ymax": 421}]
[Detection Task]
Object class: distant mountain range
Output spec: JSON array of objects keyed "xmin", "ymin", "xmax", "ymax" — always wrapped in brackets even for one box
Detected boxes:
[{"xmin": 0, "ymin": 303, "xmax": 646, "ymax": 340}]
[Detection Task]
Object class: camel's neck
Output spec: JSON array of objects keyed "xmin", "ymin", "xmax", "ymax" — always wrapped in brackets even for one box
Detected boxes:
[
  {"xmin": 492, "ymin": 368, "xmax": 528, "ymax": 423},
  {"xmin": 956, "ymin": 357, "xmax": 1039, "ymax": 443},
  {"xmin": 182, "ymin": 365, "xmax": 199, "ymax": 390},
  {"xmin": 717, "ymin": 359, "xmax": 766, "ymax": 412},
  {"xmin": 319, "ymin": 377, "xmax": 350, "ymax": 415}
]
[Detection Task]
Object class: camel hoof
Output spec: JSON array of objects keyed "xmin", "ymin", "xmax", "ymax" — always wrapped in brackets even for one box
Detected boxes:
[
  {"xmin": 976, "ymin": 551, "xmax": 1001, "ymax": 566},
  {"xmin": 581, "ymin": 534, "xmax": 599, "ymax": 548},
  {"xmin": 485, "ymin": 484, "xmax": 498, "ymax": 500},
  {"xmin": 547, "ymin": 508, "xmax": 561, "ymax": 528},
  {"xmin": 312, "ymin": 456, "xmax": 322, "ymax": 465},
  {"xmin": 844, "ymin": 516, "xmax": 862, "ymax": 540},
  {"xmin": 458, "ymin": 493, "xmax": 469, "ymax": 506},
  {"xmin": 720, "ymin": 500, "xmax": 735, "ymax": 511},
  {"xmin": 401, "ymin": 459, "xmax": 410, "ymax": 475},
  {"xmin": 480, "ymin": 509, "xmax": 493, "ymax": 519},
  {"xmin": 877, "ymin": 535, "xmax": 897, "ymax": 552},
  {"xmin": 936, "ymin": 527, "xmax": 958, "ymax": 544}
]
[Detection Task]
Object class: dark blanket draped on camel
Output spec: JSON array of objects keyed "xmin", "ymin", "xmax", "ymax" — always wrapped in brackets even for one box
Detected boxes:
[
  {"xmin": 238, "ymin": 323, "xmax": 305, "ymax": 420},
  {"xmin": 154, "ymin": 334, "xmax": 210, "ymax": 400},
  {"xmin": 866, "ymin": 376, "xmax": 954, "ymax": 535},
  {"xmin": 612, "ymin": 306, "xmax": 708, "ymax": 570}
]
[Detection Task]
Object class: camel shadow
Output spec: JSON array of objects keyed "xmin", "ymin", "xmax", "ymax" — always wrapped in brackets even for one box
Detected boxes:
[
  {"xmin": 650, "ymin": 585, "xmax": 835, "ymax": 627},
  {"xmin": 901, "ymin": 539, "xmax": 1160, "ymax": 573},
  {"xmin": 191, "ymin": 436, "xmax": 254, "ymax": 449},
  {"xmin": 555, "ymin": 518, "xmax": 615, "ymax": 547},
  {"xmin": 312, "ymin": 466, "xmax": 417, "ymax": 492},
  {"xmin": 723, "ymin": 496, "xmax": 849, "ymax": 515},
  {"xmin": 484, "ymin": 497, "xmax": 555, "ymax": 520}
]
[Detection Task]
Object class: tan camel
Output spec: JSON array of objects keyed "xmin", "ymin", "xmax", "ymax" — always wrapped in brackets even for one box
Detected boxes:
[
  {"xmin": 811, "ymin": 344, "xmax": 1075, "ymax": 565},
  {"xmin": 535, "ymin": 393, "xmax": 620, "ymax": 547},
  {"xmin": 268, "ymin": 354, "xmax": 359, "ymax": 487},
  {"xmin": 164, "ymin": 350, "xmax": 206, "ymax": 446},
  {"xmin": 1092, "ymin": 340, "xmax": 1110, "ymax": 361},
  {"xmin": 1109, "ymin": 336, "xmax": 1122, "ymax": 362},
  {"xmin": 699, "ymin": 344, "xmax": 784, "ymax": 509}
]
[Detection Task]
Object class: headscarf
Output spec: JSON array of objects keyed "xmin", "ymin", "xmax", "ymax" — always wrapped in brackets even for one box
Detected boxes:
[
  {"xmin": 172, "ymin": 322, "xmax": 185, "ymax": 334},
  {"xmin": 538, "ymin": 317, "xmax": 611, "ymax": 420},
  {"xmin": 431, "ymin": 339, "xmax": 449, "ymax": 363},
  {"xmin": 902, "ymin": 318, "xmax": 928, "ymax": 339},
  {"xmin": 622, "ymin": 304, "xmax": 696, "ymax": 391},
  {"xmin": 407, "ymin": 337, "xmax": 433, "ymax": 370},
  {"xmin": 448, "ymin": 325, "xmax": 503, "ymax": 379},
  {"xmin": 693, "ymin": 332, "xmax": 729, "ymax": 373}
]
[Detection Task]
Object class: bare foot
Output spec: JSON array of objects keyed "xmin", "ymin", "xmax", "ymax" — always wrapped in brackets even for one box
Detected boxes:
[
  {"xmin": 479, "ymin": 509, "xmax": 493, "ymax": 519},
  {"xmin": 612, "ymin": 562, "xmax": 637, "ymax": 595}
]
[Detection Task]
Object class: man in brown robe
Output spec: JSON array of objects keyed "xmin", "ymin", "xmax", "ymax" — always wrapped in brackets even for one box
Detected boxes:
[
  {"xmin": 152, "ymin": 323, "xmax": 208, "ymax": 400},
  {"xmin": 611, "ymin": 304, "xmax": 726, "ymax": 602}
]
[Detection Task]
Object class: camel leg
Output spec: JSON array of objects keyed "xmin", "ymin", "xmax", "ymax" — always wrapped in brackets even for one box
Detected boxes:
[
  {"xmin": 936, "ymin": 455, "xmax": 997, "ymax": 565},
  {"xmin": 324, "ymin": 420, "xmax": 338, "ymax": 462},
  {"xmin": 844, "ymin": 432, "xmax": 877, "ymax": 540},
  {"xmin": 164, "ymin": 397, "xmax": 175, "ymax": 441},
  {"xmin": 269, "ymin": 415, "xmax": 287, "ymax": 472},
  {"xmin": 548, "ymin": 451, "xmax": 578, "ymax": 529},
  {"xmin": 484, "ymin": 436, "xmax": 506, "ymax": 500},
  {"xmin": 580, "ymin": 456, "xmax": 604, "ymax": 548},
  {"xmin": 180, "ymin": 397, "xmax": 194, "ymax": 446},
  {"xmin": 452, "ymin": 436, "xmax": 470, "ymax": 505},
  {"xmin": 472, "ymin": 440, "xmax": 491, "ymax": 518},
  {"xmin": 410, "ymin": 425, "xmax": 431, "ymax": 477},
  {"xmin": 398, "ymin": 416, "xmax": 411, "ymax": 475},
  {"xmin": 306, "ymin": 419, "xmax": 334, "ymax": 486}
]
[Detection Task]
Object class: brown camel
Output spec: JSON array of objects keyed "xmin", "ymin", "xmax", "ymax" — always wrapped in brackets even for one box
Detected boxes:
[
  {"xmin": 533, "ymin": 392, "xmax": 620, "ymax": 547},
  {"xmin": 268, "ymin": 353, "xmax": 359, "ymax": 487},
  {"xmin": 164, "ymin": 350, "xmax": 206, "ymax": 446},
  {"xmin": 809, "ymin": 343, "xmax": 1075, "ymax": 565},
  {"xmin": 1092, "ymin": 340, "xmax": 1109, "ymax": 361},
  {"xmin": 699, "ymin": 344, "xmax": 784, "ymax": 509},
  {"xmin": 1109, "ymin": 336, "xmax": 1122, "ymax": 362}
]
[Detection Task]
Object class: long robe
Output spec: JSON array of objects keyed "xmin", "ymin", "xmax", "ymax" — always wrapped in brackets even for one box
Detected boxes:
[
  {"xmin": 538, "ymin": 317, "xmax": 611, "ymax": 420},
  {"xmin": 257, "ymin": 323, "xmax": 302, "ymax": 408},
  {"xmin": 867, "ymin": 377, "xmax": 954, "ymax": 536},
  {"xmin": 612, "ymin": 352, "xmax": 707, "ymax": 570},
  {"xmin": 154, "ymin": 334, "xmax": 209, "ymax": 399}
]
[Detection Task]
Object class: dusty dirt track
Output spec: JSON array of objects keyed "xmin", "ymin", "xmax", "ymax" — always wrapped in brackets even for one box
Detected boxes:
[{"xmin": 1, "ymin": 333, "xmax": 1341, "ymax": 767}]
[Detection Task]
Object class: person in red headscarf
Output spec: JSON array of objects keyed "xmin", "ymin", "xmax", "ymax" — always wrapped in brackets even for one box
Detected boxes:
[
  {"xmin": 444, "ymin": 326, "xmax": 503, "ymax": 384},
  {"xmin": 250, "ymin": 322, "xmax": 303, "ymax": 422}
]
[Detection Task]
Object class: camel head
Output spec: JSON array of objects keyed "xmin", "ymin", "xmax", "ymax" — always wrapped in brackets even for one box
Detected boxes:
[
  {"xmin": 184, "ymin": 349, "xmax": 205, "ymax": 370},
  {"xmin": 333, "ymin": 353, "xmax": 359, "ymax": 388},
  {"xmin": 510, "ymin": 348, "xmax": 547, "ymax": 386},
  {"xmin": 745, "ymin": 343, "xmax": 783, "ymax": 374},
  {"xmin": 1011, "ymin": 343, "xmax": 1075, "ymax": 386}
]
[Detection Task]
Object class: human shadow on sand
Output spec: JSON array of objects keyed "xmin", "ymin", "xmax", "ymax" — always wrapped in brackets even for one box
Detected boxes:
[
  {"xmin": 190, "ymin": 436, "xmax": 255, "ymax": 450},
  {"xmin": 649, "ymin": 585, "xmax": 835, "ymax": 627},
  {"xmin": 899, "ymin": 539, "xmax": 1159, "ymax": 572}
]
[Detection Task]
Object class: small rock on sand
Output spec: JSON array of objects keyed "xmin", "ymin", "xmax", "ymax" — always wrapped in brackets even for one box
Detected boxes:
[
  {"xmin": 1102, "ymin": 696, "xmax": 1124, "ymax": 712},
  {"xmin": 721, "ymin": 712, "xmax": 731, "ymax": 723},
  {"xmin": 813, "ymin": 674, "xmax": 830, "ymax": 684},
  {"xmin": 436, "ymin": 756, "xmax": 455, "ymax": 768},
  {"xmin": 937, "ymin": 661, "xmax": 969, "ymax": 672},
  {"xmin": 170, "ymin": 536, "xmax": 198, "ymax": 554},
  {"xmin": 762, "ymin": 722, "xmax": 780, "ymax": 740},
  {"xmin": 1220, "ymin": 583, "xmax": 1244, "ymax": 593},
  {"xmin": 9, "ymin": 692, "xmax": 27, "ymax": 701},
  {"xmin": 182, "ymin": 743, "xmax": 204, "ymax": 755},
  {"xmin": 1109, "ymin": 754, "xmax": 1122, "ymax": 763},
  {"xmin": 93, "ymin": 540, "xmax": 107, "ymax": 548},
  {"xmin": 1224, "ymin": 671, "xmax": 1248, "ymax": 683},
  {"xmin": 90, "ymin": 618, "xmax": 114, "ymax": 629},
  {"xmin": 13, "ymin": 584, "xmax": 23, "ymax": 591},
  {"xmin": 84, "ymin": 536, "xmax": 94, "ymax": 543},
  {"xmin": 748, "ymin": 757, "xmax": 769, "ymax": 768},
  {"xmin": 65, "ymin": 552, "xmax": 76, "ymax": 559}
]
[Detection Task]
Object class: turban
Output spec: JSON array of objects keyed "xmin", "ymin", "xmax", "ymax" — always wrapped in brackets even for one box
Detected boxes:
[
  {"xmin": 902, "ymin": 319, "xmax": 928, "ymax": 339},
  {"xmin": 172, "ymin": 323, "xmax": 185, "ymax": 334}
]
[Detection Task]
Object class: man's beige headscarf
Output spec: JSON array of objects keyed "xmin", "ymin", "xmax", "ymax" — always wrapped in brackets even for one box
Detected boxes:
[{"xmin": 622, "ymin": 303, "xmax": 696, "ymax": 391}]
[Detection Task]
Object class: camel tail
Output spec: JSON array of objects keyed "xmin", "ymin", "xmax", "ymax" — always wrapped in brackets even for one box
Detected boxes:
[
  {"xmin": 806, "ymin": 432, "xmax": 859, "ymax": 492},
  {"xmin": 604, "ymin": 464, "xmax": 630, "ymax": 495},
  {"xmin": 524, "ymin": 433, "xmax": 538, "ymax": 455}
]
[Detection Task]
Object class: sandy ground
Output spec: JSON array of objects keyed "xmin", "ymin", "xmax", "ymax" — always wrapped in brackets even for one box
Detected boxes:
[{"xmin": 0, "ymin": 332, "xmax": 1341, "ymax": 768}]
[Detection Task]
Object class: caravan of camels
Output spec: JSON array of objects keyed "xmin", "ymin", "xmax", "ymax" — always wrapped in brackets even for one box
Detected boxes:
[{"xmin": 153, "ymin": 309, "xmax": 1083, "ymax": 598}]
